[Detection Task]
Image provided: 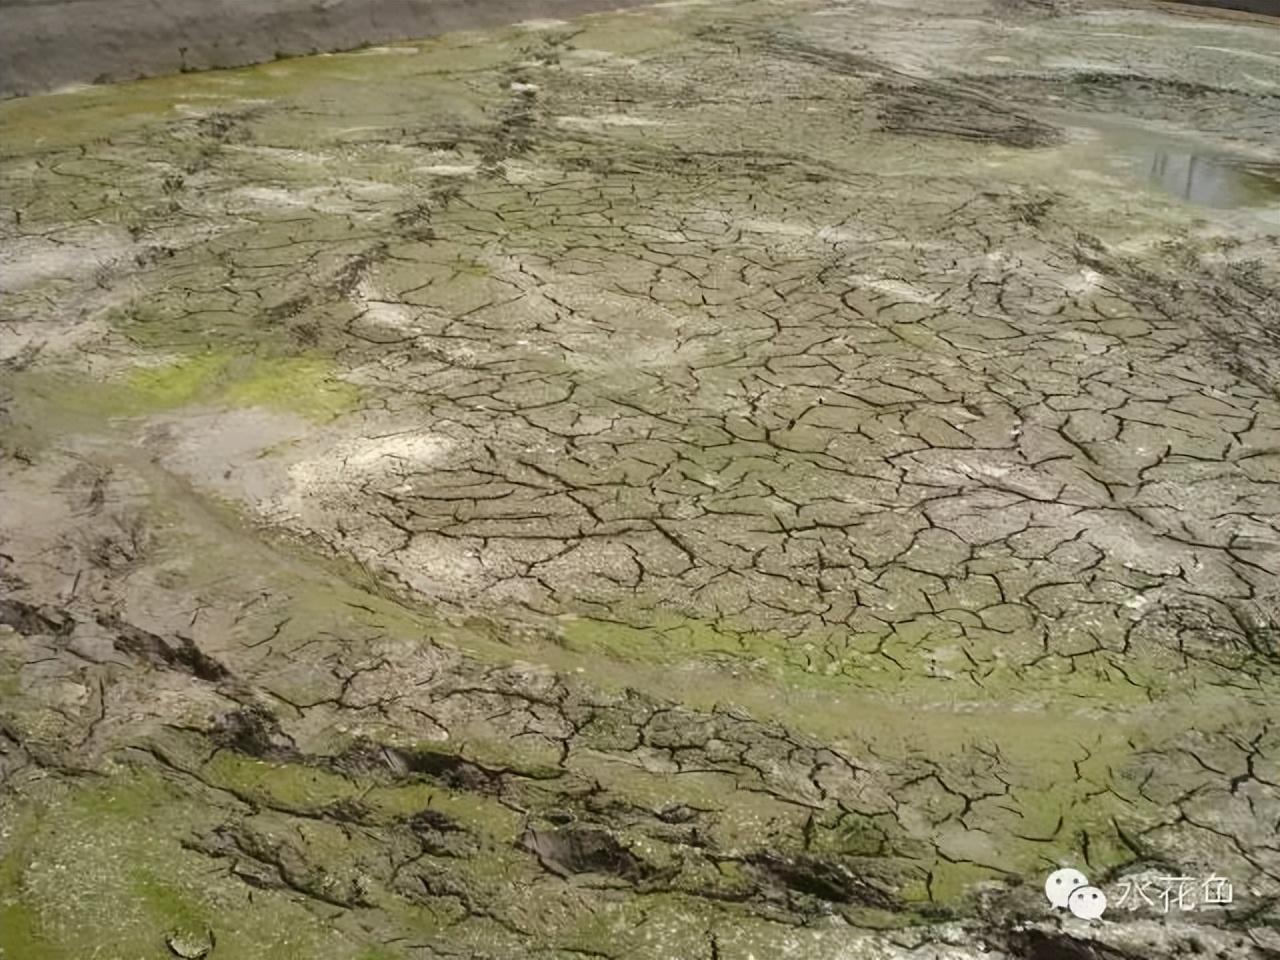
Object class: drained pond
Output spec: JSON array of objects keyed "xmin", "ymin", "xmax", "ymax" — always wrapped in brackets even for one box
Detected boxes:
[{"xmin": 1, "ymin": 0, "xmax": 1279, "ymax": 958}]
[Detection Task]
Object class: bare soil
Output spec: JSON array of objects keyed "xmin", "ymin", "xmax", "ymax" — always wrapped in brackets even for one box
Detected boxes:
[{"xmin": 2, "ymin": 1, "xmax": 1279, "ymax": 957}]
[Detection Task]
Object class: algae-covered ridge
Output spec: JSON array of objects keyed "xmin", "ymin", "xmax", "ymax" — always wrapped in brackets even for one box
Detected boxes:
[{"xmin": 2, "ymin": 0, "xmax": 1280, "ymax": 958}]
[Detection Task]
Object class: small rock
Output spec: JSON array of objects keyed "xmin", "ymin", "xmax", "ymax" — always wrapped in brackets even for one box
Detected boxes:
[{"xmin": 165, "ymin": 930, "xmax": 214, "ymax": 959}]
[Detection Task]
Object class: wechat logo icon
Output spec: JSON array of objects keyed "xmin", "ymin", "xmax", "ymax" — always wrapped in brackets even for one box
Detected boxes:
[{"xmin": 1045, "ymin": 868, "xmax": 1107, "ymax": 921}]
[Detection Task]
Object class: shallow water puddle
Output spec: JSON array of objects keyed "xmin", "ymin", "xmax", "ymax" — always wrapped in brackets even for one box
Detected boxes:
[
  {"xmin": 1080, "ymin": 118, "xmax": 1280, "ymax": 211},
  {"xmin": 1132, "ymin": 147, "xmax": 1280, "ymax": 209},
  {"xmin": 1040, "ymin": 109, "xmax": 1280, "ymax": 215}
]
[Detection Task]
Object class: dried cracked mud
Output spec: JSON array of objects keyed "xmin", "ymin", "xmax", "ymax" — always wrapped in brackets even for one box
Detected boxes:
[{"xmin": 2, "ymin": 0, "xmax": 1280, "ymax": 957}]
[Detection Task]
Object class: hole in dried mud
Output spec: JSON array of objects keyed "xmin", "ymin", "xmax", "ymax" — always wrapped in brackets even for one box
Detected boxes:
[
  {"xmin": 748, "ymin": 853, "xmax": 901, "ymax": 910},
  {"xmin": 519, "ymin": 825, "xmax": 656, "ymax": 881}
]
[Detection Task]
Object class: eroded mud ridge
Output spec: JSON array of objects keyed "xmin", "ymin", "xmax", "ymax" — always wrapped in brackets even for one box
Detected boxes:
[{"xmin": 2, "ymin": 0, "xmax": 1280, "ymax": 957}]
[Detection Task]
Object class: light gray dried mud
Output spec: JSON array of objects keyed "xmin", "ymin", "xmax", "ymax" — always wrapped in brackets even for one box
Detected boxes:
[{"xmin": 1, "ymin": 1, "xmax": 1279, "ymax": 958}]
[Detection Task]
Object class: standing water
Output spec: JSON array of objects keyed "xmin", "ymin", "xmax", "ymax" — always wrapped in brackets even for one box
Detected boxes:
[{"xmin": 1140, "ymin": 148, "xmax": 1280, "ymax": 209}]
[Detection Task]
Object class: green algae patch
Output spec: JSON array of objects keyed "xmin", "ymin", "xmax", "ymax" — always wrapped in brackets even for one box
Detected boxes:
[
  {"xmin": 0, "ymin": 35, "xmax": 493, "ymax": 158},
  {"xmin": 129, "ymin": 870, "xmax": 212, "ymax": 948},
  {"xmin": 0, "ymin": 809, "xmax": 50, "ymax": 960},
  {"xmin": 0, "ymin": 80, "xmax": 196, "ymax": 154},
  {"xmin": 203, "ymin": 750, "xmax": 361, "ymax": 812},
  {"xmin": 190, "ymin": 740, "xmax": 521, "ymax": 838},
  {"xmin": 0, "ymin": 895, "xmax": 47, "ymax": 960},
  {"xmin": 199, "ymin": 749, "xmax": 515, "ymax": 830},
  {"xmin": 557, "ymin": 614, "xmax": 1163, "ymax": 709},
  {"xmin": 126, "ymin": 352, "xmax": 359, "ymax": 419},
  {"xmin": 125, "ymin": 351, "xmax": 232, "ymax": 407},
  {"xmin": 559, "ymin": 615, "xmax": 797, "ymax": 671},
  {"xmin": 20, "ymin": 351, "xmax": 360, "ymax": 423},
  {"xmin": 0, "ymin": 769, "xmax": 394, "ymax": 959},
  {"xmin": 356, "ymin": 950, "xmax": 403, "ymax": 960},
  {"xmin": 222, "ymin": 355, "xmax": 360, "ymax": 419},
  {"xmin": 0, "ymin": 772, "xmax": 228, "ymax": 957}
]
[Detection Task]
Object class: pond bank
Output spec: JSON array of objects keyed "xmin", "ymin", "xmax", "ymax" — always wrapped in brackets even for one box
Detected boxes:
[{"xmin": 0, "ymin": 0, "xmax": 655, "ymax": 98}]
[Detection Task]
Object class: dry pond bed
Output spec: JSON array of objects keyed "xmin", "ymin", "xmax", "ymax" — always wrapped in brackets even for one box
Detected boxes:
[{"xmin": 2, "ymin": 0, "xmax": 1279, "ymax": 957}]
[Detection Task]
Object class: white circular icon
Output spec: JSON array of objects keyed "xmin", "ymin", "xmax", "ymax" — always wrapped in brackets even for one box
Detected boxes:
[
  {"xmin": 1068, "ymin": 884, "xmax": 1108, "ymax": 920},
  {"xmin": 1044, "ymin": 867, "xmax": 1089, "ymax": 909}
]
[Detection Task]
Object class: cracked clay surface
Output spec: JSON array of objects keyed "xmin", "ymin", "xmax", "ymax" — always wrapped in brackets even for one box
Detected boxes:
[{"xmin": 2, "ymin": 0, "xmax": 1280, "ymax": 957}]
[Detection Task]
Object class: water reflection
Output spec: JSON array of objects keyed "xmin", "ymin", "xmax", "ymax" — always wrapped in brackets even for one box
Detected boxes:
[{"xmin": 1141, "ymin": 149, "xmax": 1280, "ymax": 209}]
